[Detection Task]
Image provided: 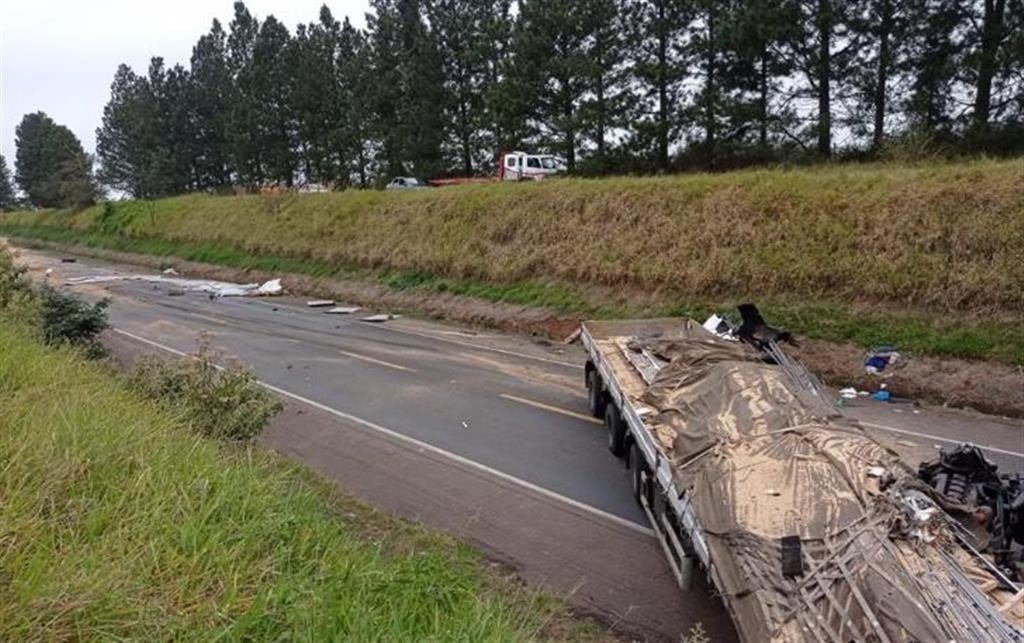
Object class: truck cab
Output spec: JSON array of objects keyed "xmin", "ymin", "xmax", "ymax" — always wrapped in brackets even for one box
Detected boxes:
[{"xmin": 499, "ymin": 152, "xmax": 566, "ymax": 181}]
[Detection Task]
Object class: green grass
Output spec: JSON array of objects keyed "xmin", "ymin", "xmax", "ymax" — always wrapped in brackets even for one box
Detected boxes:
[
  {"xmin": 0, "ymin": 324, "xmax": 598, "ymax": 641},
  {"xmin": 5, "ymin": 224, "xmax": 1022, "ymax": 364},
  {"xmin": 1, "ymin": 157, "xmax": 1021, "ymax": 364}
]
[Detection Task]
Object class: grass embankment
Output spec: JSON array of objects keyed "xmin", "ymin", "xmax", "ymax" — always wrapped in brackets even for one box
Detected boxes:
[
  {"xmin": 2, "ymin": 158, "xmax": 1022, "ymax": 363},
  {"xmin": 0, "ymin": 325, "xmax": 592, "ymax": 640}
]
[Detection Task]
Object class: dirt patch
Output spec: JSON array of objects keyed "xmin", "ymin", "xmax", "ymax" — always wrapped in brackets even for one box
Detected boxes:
[
  {"xmin": 792, "ymin": 339, "xmax": 1024, "ymax": 419},
  {"xmin": 12, "ymin": 237, "xmax": 1024, "ymax": 419}
]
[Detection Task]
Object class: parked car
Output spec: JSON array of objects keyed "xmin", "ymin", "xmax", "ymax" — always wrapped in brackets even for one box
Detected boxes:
[{"xmin": 385, "ymin": 177, "xmax": 429, "ymax": 190}]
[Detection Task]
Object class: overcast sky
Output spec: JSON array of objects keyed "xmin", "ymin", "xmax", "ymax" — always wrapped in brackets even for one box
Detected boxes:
[{"xmin": 0, "ymin": 1, "xmax": 370, "ymax": 164}]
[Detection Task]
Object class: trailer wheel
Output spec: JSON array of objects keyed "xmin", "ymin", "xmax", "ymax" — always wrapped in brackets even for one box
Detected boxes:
[
  {"xmin": 605, "ymin": 404, "xmax": 626, "ymax": 457},
  {"xmin": 586, "ymin": 366, "xmax": 607, "ymax": 419},
  {"xmin": 630, "ymin": 442, "xmax": 649, "ymax": 506}
]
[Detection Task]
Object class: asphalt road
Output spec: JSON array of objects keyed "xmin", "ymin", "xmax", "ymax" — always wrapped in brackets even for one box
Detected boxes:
[{"xmin": 15, "ymin": 247, "xmax": 1024, "ymax": 641}]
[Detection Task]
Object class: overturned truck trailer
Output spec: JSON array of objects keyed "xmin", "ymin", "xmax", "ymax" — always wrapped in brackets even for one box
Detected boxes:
[{"xmin": 581, "ymin": 314, "xmax": 1024, "ymax": 642}]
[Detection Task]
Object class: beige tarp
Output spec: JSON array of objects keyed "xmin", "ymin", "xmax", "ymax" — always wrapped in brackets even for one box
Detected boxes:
[{"xmin": 627, "ymin": 329, "xmax": 1023, "ymax": 643}]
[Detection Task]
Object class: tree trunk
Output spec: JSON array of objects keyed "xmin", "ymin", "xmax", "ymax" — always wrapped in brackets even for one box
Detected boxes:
[
  {"xmin": 596, "ymin": 52, "xmax": 606, "ymax": 162},
  {"xmin": 974, "ymin": 0, "xmax": 1007, "ymax": 130},
  {"xmin": 759, "ymin": 43, "xmax": 769, "ymax": 149},
  {"xmin": 657, "ymin": 2, "xmax": 669, "ymax": 170},
  {"xmin": 816, "ymin": 0, "xmax": 832, "ymax": 158},
  {"xmin": 704, "ymin": 3, "xmax": 717, "ymax": 169},
  {"xmin": 873, "ymin": 0, "xmax": 892, "ymax": 148}
]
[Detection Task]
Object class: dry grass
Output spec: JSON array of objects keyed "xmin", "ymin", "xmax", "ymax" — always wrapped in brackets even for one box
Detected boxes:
[{"xmin": 4, "ymin": 158, "xmax": 1021, "ymax": 313}]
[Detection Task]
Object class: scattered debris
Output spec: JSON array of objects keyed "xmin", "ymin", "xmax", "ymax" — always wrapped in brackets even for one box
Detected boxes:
[
  {"xmin": 66, "ymin": 274, "xmax": 284, "ymax": 298},
  {"xmin": 326, "ymin": 306, "xmax": 361, "ymax": 315},
  {"xmin": 167, "ymin": 288, "xmax": 186, "ymax": 296},
  {"xmin": 865, "ymin": 346, "xmax": 901, "ymax": 374},
  {"xmin": 44, "ymin": 268, "xmax": 54, "ymax": 276},
  {"xmin": 461, "ymin": 420, "xmax": 469, "ymax": 430},
  {"xmin": 60, "ymin": 257, "xmax": 77, "ymax": 263},
  {"xmin": 702, "ymin": 313, "xmax": 735, "ymax": 339},
  {"xmin": 162, "ymin": 267, "xmax": 179, "ymax": 276},
  {"xmin": 306, "ymin": 299, "xmax": 334, "ymax": 307},
  {"xmin": 562, "ymin": 327, "xmax": 582, "ymax": 344},
  {"xmin": 360, "ymin": 313, "xmax": 399, "ymax": 323},
  {"xmin": 839, "ymin": 387, "xmax": 859, "ymax": 399},
  {"xmin": 873, "ymin": 383, "xmax": 892, "ymax": 402},
  {"xmin": 254, "ymin": 278, "xmax": 283, "ymax": 296}
]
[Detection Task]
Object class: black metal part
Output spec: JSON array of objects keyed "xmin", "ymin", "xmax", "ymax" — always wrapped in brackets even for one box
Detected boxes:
[{"xmin": 780, "ymin": 535, "xmax": 804, "ymax": 577}]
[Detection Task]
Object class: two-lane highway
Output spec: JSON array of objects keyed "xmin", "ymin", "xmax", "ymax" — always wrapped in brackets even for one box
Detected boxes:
[{"xmin": 15, "ymin": 246, "xmax": 1024, "ymax": 642}]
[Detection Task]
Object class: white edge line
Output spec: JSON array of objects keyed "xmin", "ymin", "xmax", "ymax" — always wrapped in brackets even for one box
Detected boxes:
[
  {"xmin": 111, "ymin": 327, "xmax": 654, "ymax": 537},
  {"xmin": 860, "ymin": 421, "xmax": 1024, "ymax": 459}
]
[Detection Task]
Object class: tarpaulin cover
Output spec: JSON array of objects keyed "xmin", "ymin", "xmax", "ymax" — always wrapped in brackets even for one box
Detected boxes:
[{"xmin": 629, "ymin": 330, "xmax": 1023, "ymax": 643}]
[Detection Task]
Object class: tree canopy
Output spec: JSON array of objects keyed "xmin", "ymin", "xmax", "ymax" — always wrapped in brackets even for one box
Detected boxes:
[
  {"xmin": 15, "ymin": 112, "xmax": 97, "ymax": 208},
  {"xmin": 90, "ymin": 0, "xmax": 1023, "ymax": 196}
]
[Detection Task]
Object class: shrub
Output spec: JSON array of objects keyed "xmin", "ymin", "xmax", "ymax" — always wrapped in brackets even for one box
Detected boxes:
[
  {"xmin": 36, "ymin": 284, "xmax": 109, "ymax": 358},
  {"xmin": 0, "ymin": 245, "xmax": 34, "ymax": 311},
  {"xmin": 127, "ymin": 341, "xmax": 283, "ymax": 442}
]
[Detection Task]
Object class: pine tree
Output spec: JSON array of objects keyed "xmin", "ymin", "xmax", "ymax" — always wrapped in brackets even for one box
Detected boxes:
[
  {"xmin": 15, "ymin": 112, "xmax": 96, "ymax": 208},
  {"xmin": 190, "ymin": 19, "xmax": 234, "ymax": 189},
  {"xmin": 630, "ymin": 0, "xmax": 691, "ymax": 170},
  {"xmin": 0, "ymin": 155, "xmax": 16, "ymax": 211},
  {"xmin": 427, "ymin": 0, "xmax": 507, "ymax": 174},
  {"xmin": 722, "ymin": 0, "xmax": 800, "ymax": 153},
  {"xmin": 367, "ymin": 0, "xmax": 446, "ymax": 178},
  {"xmin": 227, "ymin": 2, "xmax": 263, "ymax": 186},
  {"xmin": 336, "ymin": 18, "xmax": 376, "ymax": 186},
  {"xmin": 578, "ymin": 0, "xmax": 634, "ymax": 172},
  {"xmin": 514, "ymin": 0, "xmax": 594, "ymax": 171},
  {"xmin": 901, "ymin": 0, "xmax": 964, "ymax": 133},
  {"xmin": 250, "ymin": 16, "xmax": 296, "ymax": 185}
]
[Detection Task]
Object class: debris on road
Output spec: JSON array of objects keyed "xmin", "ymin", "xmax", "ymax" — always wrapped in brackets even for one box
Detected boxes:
[
  {"xmin": 360, "ymin": 314, "xmax": 399, "ymax": 323},
  {"xmin": 167, "ymin": 288, "xmax": 185, "ymax": 296},
  {"xmin": 307, "ymin": 299, "xmax": 335, "ymax": 307},
  {"xmin": 60, "ymin": 257, "xmax": 77, "ymax": 263},
  {"xmin": 162, "ymin": 267, "xmax": 180, "ymax": 276},
  {"xmin": 44, "ymin": 268, "xmax": 53, "ymax": 276},
  {"xmin": 839, "ymin": 387, "xmax": 859, "ymax": 399},
  {"xmin": 327, "ymin": 306, "xmax": 361, "ymax": 315},
  {"xmin": 562, "ymin": 327, "xmax": 582, "ymax": 344},
  {"xmin": 66, "ymin": 274, "xmax": 284, "ymax": 298}
]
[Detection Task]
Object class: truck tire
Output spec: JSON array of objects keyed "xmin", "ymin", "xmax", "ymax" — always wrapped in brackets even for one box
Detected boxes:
[
  {"xmin": 605, "ymin": 404, "xmax": 626, "ymax": 457},
  {"xmin": 630, "ymin": 442, "xmax": 649, "ymax": 507},
  {"xmin": 586, "ymin": 367, "xmax": 607, "ymax": 419}
]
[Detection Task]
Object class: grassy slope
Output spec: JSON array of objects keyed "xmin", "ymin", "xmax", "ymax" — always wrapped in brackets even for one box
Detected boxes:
[
  {"xmin": 0, "ymin": 325, "xmax": 593, "ymax": 641},
  {"xmin": 1, "ymin": 158, "xmax": 1022, "ymax": 363}
]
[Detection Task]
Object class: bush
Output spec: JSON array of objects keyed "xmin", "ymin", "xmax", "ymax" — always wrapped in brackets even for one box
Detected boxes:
[
  {"xmin": 127, "ymin": 342, "xmax": 283, "ymax": 442},
  {"xmin": 37, "ymin": 284, "xmax": 109, "ymax": 358},
  {"xmin": 0, "ymin": 245, "xmax": 34, "ymax": 311}
]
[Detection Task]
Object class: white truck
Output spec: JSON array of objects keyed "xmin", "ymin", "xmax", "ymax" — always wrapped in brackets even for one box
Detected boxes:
[
  {"xmin": 498, "ymin": 151, "xmax": 566, "ymax": 181},
  {"xmin": 580, "ymin": 312, "xmax": 1024, "ymax": 642}
]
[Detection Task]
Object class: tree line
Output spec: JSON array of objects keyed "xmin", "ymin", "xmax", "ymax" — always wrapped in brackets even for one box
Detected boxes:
[{"xmin": 4, "ymin": 0, "xmax": 1022, "ymax": 207}]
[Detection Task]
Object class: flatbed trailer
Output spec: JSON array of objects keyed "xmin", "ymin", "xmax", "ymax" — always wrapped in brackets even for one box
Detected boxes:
[
  {"xmin": 580, "ymin": 317, "xmax": 1024, "ymax": 642},
  {"xmin": 580, "ymin": 319, "xmax": 717, "ymax": 593}
]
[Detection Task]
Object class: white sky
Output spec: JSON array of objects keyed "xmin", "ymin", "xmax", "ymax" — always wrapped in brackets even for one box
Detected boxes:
[{"xmin": 0, "ymin": 1, "xmax": 370, "ymax": 163}]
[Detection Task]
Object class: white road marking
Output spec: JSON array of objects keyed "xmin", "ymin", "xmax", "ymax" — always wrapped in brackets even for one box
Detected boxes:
[
  {"xmin": 860, "ymin": 421, "xmax": 1024, "ymax": 459},
  {"xmin": 338, "ymin": 349, "xmax": 416, "ymax": 373},
  {"xmin": 112, "ymin": 327, "xmax": 653, "ymax": 536},
  {"xmin": 499, "ymin": 393, "xmax": 603, "ymax": 426}
]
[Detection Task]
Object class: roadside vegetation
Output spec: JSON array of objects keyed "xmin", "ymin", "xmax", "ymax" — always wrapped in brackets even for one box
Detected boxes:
[
  {"xmin": 2, "ymin": 158, "xmax": 1022, "ymax": 365},
  {"xmin": 0, "ymin": 247, "xmax": 603, "ymax": 641}
]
